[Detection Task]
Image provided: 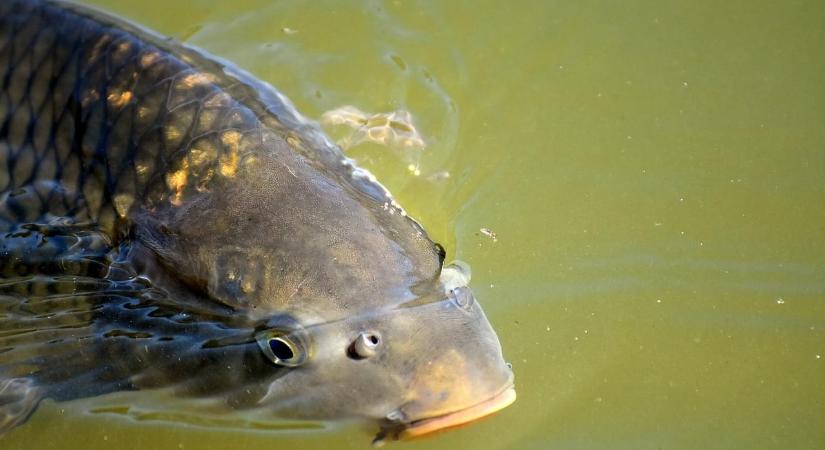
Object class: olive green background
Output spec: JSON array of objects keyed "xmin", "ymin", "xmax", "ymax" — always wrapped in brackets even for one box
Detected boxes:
[{"xmin": 3, "ymin": 0, "xmax": 823, "ymax": 449}]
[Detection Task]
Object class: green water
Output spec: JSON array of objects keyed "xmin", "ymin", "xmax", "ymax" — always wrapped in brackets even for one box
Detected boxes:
[{"xmin": 4, "ymin": 0, "xmax": 824, "ymax": 448}]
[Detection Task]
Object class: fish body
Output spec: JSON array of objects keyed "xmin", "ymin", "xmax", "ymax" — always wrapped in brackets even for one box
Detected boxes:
[{"xmin": 0, "ymin": 0, "xmax": 514, "ymax": 442}]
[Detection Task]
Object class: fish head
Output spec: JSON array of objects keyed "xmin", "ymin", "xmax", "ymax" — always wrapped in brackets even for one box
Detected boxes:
[
  {"xmin": 255, "ymin": 281, "xmax": 515, "ymax": 441},
  {"xmin": 134, "ymin": 147, "xmax": 446, "ymax": 321},
  {"xmin": 132, "ymin": 145, "xmax": 515, "ymax": 437}
]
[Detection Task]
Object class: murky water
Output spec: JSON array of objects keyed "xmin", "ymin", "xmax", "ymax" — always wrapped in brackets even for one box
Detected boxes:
[{"xmin": 3, "ymin": 0, "xmax": 824, "ymax": 449}]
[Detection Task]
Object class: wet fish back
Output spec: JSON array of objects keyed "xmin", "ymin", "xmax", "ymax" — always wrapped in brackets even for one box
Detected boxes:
[{"xmin": 0, "ymin": 0, "xmax": 338, "ymax": 232}]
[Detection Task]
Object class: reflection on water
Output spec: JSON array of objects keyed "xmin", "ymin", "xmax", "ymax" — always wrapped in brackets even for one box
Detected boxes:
[{"xmin": 2, "ymin": 0, "xmax": 824, "ymax": 449}]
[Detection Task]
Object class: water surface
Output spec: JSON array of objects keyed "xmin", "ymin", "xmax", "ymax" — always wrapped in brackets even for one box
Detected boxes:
[{"xmin": 2, "ymin": 0, "xmax": 824, "ymax": 449}]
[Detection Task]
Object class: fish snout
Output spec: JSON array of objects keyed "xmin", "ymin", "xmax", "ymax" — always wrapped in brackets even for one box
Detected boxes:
[{"xmin": 388, "ymin": 349, "xmax": 515, "ymax": 440}]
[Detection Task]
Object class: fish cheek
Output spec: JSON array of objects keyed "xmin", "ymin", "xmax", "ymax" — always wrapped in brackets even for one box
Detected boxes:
[
  {"xmin": 207, "ymin": 249, "xmax": 267, "ymax": 309},
  {"xmin": 135, "ymin": 209, "xmax": 277, "ymax": 312},
  {"xmin": 212, "ymin": 248, "xmax": 288, "ymax": 314}
]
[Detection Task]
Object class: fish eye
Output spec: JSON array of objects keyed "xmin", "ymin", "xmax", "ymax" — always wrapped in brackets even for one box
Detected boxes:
[
  {"xmin": 269, "ymin": 338, "xmax": 294, "ymax": 360},
  {"xmin": 347, "ymin": 331, "xmax": 381, "ymax": 360},
  {"xmin": 449, "ymin": 287, "xmax": 475, "ymax": 310},
  {"xmin": 256, "ymin": 333, "xmax": 306, "ymax": 367}
]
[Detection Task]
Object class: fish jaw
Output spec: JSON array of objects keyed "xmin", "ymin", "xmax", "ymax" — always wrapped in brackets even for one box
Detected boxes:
[
  {"xmin": 372, "ymin": 385, "xmax": 516, "ymax": 445},
  {"xmin": 399, "ymin": 385, "xmax": 516, "ymax": 439}
]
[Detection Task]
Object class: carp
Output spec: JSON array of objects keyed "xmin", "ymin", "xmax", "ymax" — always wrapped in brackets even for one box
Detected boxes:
[{"xmin": 0, "ymin": 0, "xmax": 515, "ymax": 443}]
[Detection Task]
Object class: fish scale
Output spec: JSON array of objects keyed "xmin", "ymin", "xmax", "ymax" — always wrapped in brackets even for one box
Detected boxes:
[
  {"xmin": 0, "ymin": 0, "xmax": 307, "ymax": 233},
  {"xmin": 0, "ymin": 0, "xmax": 312, "ymax": 408},
  {"xmin": 0, "ymin": 224, "xmax": 273, "ymax": 405},
  {"xmin": 0, "ymin": 0, "xmax": 514, "ymax": 441}
]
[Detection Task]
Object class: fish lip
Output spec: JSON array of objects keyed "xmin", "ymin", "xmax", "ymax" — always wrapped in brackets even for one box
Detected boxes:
[{"xmin": 396, "ymin": 384, "xmax": 517, "ymax": 440}]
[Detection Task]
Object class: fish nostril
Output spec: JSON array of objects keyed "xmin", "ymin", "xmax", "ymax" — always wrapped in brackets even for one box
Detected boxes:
[{"xmin": 347, "ymin": 331, "xmax": 381, "ymax": 360}]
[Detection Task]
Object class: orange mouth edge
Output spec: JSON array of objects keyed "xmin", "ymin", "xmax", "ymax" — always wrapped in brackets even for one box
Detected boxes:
[{"xmin": 398, "ymin": 386, "xmax": 517, "ymax": 440}]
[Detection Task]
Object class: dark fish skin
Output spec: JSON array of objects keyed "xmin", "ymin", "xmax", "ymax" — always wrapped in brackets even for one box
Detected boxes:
[
  {"xmin": 0, "ymin": 0, "xmax": 369, "ymax": 229},
  {"xmin": 0, "ymin": 0, "xmax": 514, "ymax": 439},
  {"xmin": 0, "ymin": 0, "xmax": 438, "ymax": 405},
  {"xmin": 0, "ymin": 0, "xmax": 305, "ymax": 396},
  {"xmin": 0, "ymin": 0, "xmax": 444, "ymax": 313},
  {"xmin": 0, "ymin": 0, "xmax": 442, "ymax": 314}
]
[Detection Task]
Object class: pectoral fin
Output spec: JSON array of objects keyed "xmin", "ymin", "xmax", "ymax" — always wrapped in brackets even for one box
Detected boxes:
[{"xmin": 0, "ymin": 377, "xmax": 43, "ymax": 434}]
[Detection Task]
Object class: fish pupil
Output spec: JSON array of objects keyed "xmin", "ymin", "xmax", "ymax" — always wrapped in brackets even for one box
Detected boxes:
[{"xmin": 269, "ymin": 338, "xmax": 294, "ymax": 361}]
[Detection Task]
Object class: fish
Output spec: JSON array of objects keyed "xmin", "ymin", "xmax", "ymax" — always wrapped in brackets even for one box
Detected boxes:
[{"xmin": 0, "ymin": 0, "xmax": 515, "ymax": 444}]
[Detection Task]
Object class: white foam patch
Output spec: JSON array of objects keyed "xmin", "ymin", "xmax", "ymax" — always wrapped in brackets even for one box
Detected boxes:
[{"xmin": 439, "ymin": 261, "xmax": 472, "ymax": 293}]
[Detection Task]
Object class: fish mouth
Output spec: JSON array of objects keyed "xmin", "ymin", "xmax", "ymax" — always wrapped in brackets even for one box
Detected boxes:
[{"xmin": 399, "ymin": 385, "xmax": 517, "ymax": 440}]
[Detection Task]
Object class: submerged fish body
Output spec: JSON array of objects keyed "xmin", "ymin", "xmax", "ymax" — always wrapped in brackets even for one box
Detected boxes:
[{"xmin": 0, "ymin": 0, "xmax": 514, "ymax": 441}]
